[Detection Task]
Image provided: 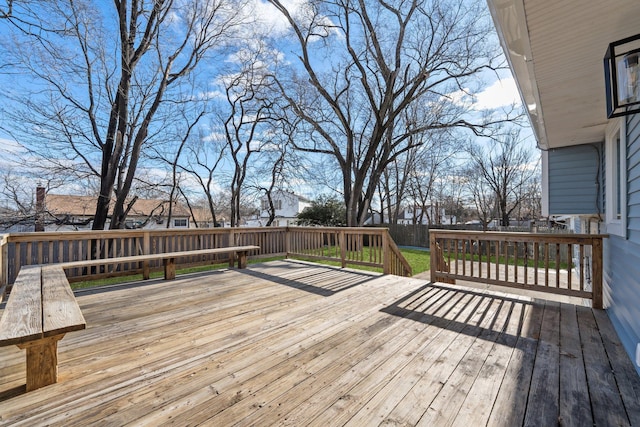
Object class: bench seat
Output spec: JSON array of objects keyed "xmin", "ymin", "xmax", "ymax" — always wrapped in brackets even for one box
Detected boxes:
[
  {"xmin": 59, "ymin": 245, "xmax": 260, "ymax": 280},
  {"xmin": 0, "ymin": 265, "xmax": 86, "ymax": 391}
]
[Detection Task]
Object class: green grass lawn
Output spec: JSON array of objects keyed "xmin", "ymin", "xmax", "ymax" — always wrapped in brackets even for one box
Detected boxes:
[
  {"xmin": 292, "ymin": 247, "xmax": 429, "ymax": 275},
  {"xmin": 70, "ymin": 249, "xmax": 430, "ymax": 291},
  {"xmin": 442, "ymin": 251, "xmax": 570, "ymax": 270},
  {"xmin": 397, "ymin": 248, "xmax": 430, "ymax": 274}
]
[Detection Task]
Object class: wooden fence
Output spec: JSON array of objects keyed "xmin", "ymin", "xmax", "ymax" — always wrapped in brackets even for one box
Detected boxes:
[
  {"xmin": 429, "ymin": 230, "xmax": 606, "ymax": 308},
  {"xmin": 0, "ymin": 226, "xmax": 411, "ymax": 292}
]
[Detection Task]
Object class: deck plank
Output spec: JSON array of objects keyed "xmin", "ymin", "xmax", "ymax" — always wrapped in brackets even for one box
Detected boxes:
[
  {"xmin": 558, "ymin": 303, "xmax": 592, "ymax": 427},
  {"xmin": 450, "ymin": 300, "xmax": 526, "ymax": 427},
  {"xmin": 577, "ymin": 306, "xmax": 632, "ymax": 427},
  {"xmin": 486, "ymin": 300, "xmax": 542, "ymax": 427},
  {"xmin": 414, "ymin": 297, "xmax": 511, "ymax": 426},
  {"xmin": 523, "ymin": 301, "xmax": 560, "ymax": 426},
  {"xmin": 591, "ymin": 309, "xmax": 640, "ymax": 424},
  {"xmin": 0, "ymin": 260, "xmax": 638, "ymax": 426},
  {"xmin": 282, "ymin": 287, "xmax": 476, "ymax": 426}
]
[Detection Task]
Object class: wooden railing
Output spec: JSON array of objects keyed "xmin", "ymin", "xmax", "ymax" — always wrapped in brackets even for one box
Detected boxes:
[
  {"xmin": 0, "ymin": 226, "xmax": 411, "ymax": 292},
  {"xmin": 430, "ymin": 230, "xmax": 606, "ymax": 308},
  {"xmin": 286, "ymin": 227, "xmax": 412, "ymax": 277}
]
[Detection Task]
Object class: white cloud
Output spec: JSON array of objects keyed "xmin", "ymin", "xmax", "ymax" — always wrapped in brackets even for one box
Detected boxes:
[
  {"xmin": 250, "ymin": 0, "xmax": 297, "ymax": 36},
  {"xmin": 202, "ymin": 132, "xmax": 226, "ymax": 143},
  {"xmin": 0, "ymin": 138, "xmax": 25, "ymax": 155},
  {"xmin": 442, "ymin": 77, "xmax": 522, "ymax": 112},
  {"xmin": 246, "ymin": 0, "xmax": 338, "ymax": 39},
  {"xmin": 473, "ymin": 77, "xmax": 522, "ymax": 110}
]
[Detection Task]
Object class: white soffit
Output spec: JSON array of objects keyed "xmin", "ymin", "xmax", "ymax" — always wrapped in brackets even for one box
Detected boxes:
[{"xmin": 487, "ymin": 0, "xmax": 640, "ymax": 149}]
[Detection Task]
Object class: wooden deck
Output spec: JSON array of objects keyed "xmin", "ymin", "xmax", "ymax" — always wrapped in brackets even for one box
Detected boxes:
[{"xmin": 1, "ymin": 260, "xmax": 639, "ymax": 426}]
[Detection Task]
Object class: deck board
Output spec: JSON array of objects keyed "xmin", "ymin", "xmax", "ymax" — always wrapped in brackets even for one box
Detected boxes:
[
  {"xmin": 524, "ymin": 301, "xmax": 561, "ymax": 426},
  {"xmin": 0, "ymin": 260, "xmax": 639, "ymax": 426}
]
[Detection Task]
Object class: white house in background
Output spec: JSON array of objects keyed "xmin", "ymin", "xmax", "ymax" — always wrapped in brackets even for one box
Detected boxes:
[
  {"xmin": 258, "ymin": 190, "xmax": 311, "ymax": 226},
  {"xmin": 487, "ymin": 0, "xmax": 640, "ymax": 374},
  {"xmin": 397, "ymin": 206, "xmax": 456, "ymax": 225}
]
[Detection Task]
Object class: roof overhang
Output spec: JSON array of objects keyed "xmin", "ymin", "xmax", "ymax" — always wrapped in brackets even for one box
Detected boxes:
[{"xmin": 487, "ymin": 0, "xmax": 640, "ymax": 149}]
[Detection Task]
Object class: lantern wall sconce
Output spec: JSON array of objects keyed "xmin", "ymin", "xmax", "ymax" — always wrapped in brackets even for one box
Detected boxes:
[{"xmin": 605, "ymin": 33, "xmax": 640, "ymax": 118}]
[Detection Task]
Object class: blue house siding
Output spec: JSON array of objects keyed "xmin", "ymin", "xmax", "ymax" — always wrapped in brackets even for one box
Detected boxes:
[
  {"xmin": 605, "ymin": 113, "xmax": 640, "ymax": 375},
  {"xmin": 605, "ymin": 236, "xmax": 640, "ymax": 375},
  {"xmin": 547, "ymin": 144, "xmax": 602, "ymax": 215},
  {"xmin": 629, "ymin": 114, "xmax": 640, "ymax": 242}
]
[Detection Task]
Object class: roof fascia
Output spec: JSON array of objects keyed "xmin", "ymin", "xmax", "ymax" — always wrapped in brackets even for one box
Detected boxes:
[{"xmin": 486, "ymin": 0, "xmax": 549, "ymax": 149}]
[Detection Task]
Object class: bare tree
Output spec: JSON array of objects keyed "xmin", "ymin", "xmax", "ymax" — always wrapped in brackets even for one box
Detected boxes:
[
  {"xmin": 0, "ymin": 0, "xmax": 242, "ymax": 230},
  {"xmin": 466, "ymin": 130, "xmax": 539, "ymax": 226},
  {"xmin": 177, "ymin": 130, "xmax": 227, "ymax": 228},
  {"xmin": 465, "ymin": 165, "xmax": 497, "ymax": 230},
  {"xmin": 402, "ymin": 130, "xmax": 461, "ymax": 225},
  {"xmin": 219, "ymin": 48, "xmax": 279, "ymax": 227},
  {"xmin": 266, "ymin": 0, "xmax": 514, "ymax": 226},
  {"xmin": 254, "ymin": 131, "xmax": 293, "ymax": 226}
]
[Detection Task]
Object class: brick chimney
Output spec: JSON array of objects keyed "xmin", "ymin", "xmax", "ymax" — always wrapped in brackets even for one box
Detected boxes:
[{"xmin": 35, "ymin": 186, "xmax": 45, "ymax": 232}]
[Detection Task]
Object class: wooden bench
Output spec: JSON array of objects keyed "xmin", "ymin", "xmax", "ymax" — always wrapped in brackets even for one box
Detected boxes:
[
  {"xmin": 58, "ymin": 245, "xmax": 261, "ymax": 280},
  {"xmin": 0, "ymin": 265, "xmax": 86, "ymax": 391}
]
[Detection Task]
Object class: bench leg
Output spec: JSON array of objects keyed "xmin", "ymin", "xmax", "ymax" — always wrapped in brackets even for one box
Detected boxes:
[
  {"xmin": 142, "ymin": 261, "xmax": 150, "ymax": 280},
  {"xmin": 228, "ymin": 253, "xmax": 235, "ymax": 268},
  {"xmin": 163, "ymin": 258, "xmax": 176, "ymax": 280},
  {"xmin": 18, "ymin": 334, "xmax": 65, "ymax": 391},
  {"xmin": 237, "ymin": 251, "xmax": 248, "ymax": 269}
]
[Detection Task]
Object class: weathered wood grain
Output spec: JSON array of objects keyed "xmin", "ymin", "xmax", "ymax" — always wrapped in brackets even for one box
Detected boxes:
[
  {"xmin": 578, "ymin": 306, "xmax": 633, "ymax": 426},
  {"xmin": 41, "ymin": 266, "xmax": 86, "ymax": 337},
  {"xmin": 524, "ymin": 301, "xmax": 560, "ymax": 426},
  {"xmin": 558, "ymin": 303, "xmax": 592, "ymax": 426},
  {"xmin": 0, "ymin": 266, "xmax": 43, "ymax": 346},
  {"xmin": 0, "ymin": 260, "xmax": 637, "ymax": 426}
]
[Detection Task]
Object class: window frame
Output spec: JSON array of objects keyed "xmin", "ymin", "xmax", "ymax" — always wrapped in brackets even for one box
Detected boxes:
[
  {"xmin": 173, "ymin": 218, "xmax": 188, "ymax": 228},
  {"xmin": 605, "ymin": 118, "xmax": 627, "ymax": 237}
]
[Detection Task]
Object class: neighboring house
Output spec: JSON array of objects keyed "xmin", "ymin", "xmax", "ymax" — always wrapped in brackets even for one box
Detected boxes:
[
  {"xmin": 488, "ymin": 0, "xmax": 640, "ymax": 373},
  {"xmin": 42, "ymin": 193, "xmax": 191, "ymax": 230},
  {"xmin": 397, "ymin": 206, "xmax": 456, "ymax": 225},
  {"xmin": 259, "ymin": 190, "xmax": 311, "ymax": 226},
  {"xmin": 363, "ymin": 213, "xmax": 384, "ymax": 225},
  {"xmin": 189, "ymin": 207, "xmax": 227, "ymax": 228}
]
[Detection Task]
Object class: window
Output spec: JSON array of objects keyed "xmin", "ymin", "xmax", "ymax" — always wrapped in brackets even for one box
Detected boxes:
[
  {"xmin": 261, "ymin": 199, "xmax": 282, "ymax": 210},
  {"xmin": 174, "ymin": 218, "xmax": 188, "ymax": 227},
  {"xmin": 605, "ymin": 118, "xmax": 627, "ymax": 237}
]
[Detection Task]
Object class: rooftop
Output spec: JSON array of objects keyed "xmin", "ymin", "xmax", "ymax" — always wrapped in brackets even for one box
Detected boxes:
[
  {"xmin": 45, "ymin": 194, "xmax": 191, "ymax": 218},
  {"xmin": 1, "ymin": 260, "xmax": 639, "ymax": 425}
]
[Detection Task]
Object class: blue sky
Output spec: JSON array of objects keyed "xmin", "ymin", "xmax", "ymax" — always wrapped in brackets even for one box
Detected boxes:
[{"xmin": 0, "ymin": 0, "xmax": 533, "ymax": 201}]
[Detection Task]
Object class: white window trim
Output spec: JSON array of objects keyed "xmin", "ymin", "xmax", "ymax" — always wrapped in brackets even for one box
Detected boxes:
[
  {"xmin": 173, "ymin": 218, "xmax": 188, "ymax": 228},
  {"xmin": 605, "ymin": 118, "xmax": 627, "ymax": 237}
]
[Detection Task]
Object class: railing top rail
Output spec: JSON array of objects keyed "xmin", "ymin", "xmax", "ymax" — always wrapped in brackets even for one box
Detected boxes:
[
  {"xmin": 286, "ymin": 226, "xmax": 388, "ymax": 233},
  {"xmin": 0, "ymin": 226, "xmax": 389, "ymax": 241},
  {"xmin": 429, "ymin": 229, "xmax": 608, "ymax": 240},
  {"xmin": 0, "ymin": 227, "xmax": 288, "ymax": 243}
]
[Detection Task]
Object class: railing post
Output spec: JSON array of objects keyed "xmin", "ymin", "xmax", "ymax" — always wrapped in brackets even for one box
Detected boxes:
[
  {"xmin": 142, "ymin": 231, "xmax": 151, "ymax": 280},
  {"xmin": 228, "ymin": 228, "xmax": 236, "ymax": 267},
  {"xmin": 591, "ymin": 237, "xmax": 604, "ymax": 309},
  {"xmin": 430, "ymin": 231, "xmax": 437, "ymax": 283},
  {"xmin": 0, "ymin": 234, "xmax": 7, "ymax": 301},
  {"xmin": 339, "ymin": 230, "xmax": 346, "ymax": 268},
  {"xmin": 285, "ymin": 226, "xmax": 290, "ymax": 259},
  {"xmin": 382, "ymin": 231, "xmax": 391, "ymax": 275}
]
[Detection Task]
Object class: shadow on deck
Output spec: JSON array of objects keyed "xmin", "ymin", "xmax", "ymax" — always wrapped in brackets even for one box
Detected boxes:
[{"xmin": 0, "ymin": 260, "xmax": 638, "ymax": 426}]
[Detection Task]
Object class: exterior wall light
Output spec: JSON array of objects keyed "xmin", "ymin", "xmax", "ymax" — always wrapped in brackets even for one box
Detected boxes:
[{"xmin": 605, "ymin": 33, "xmax": 640, "ymax": 118}]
